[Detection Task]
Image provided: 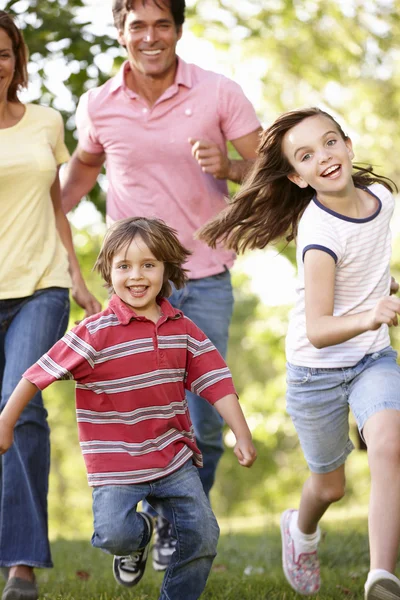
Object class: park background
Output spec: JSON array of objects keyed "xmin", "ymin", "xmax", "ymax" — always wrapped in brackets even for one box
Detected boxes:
[{"xmin": 2, "ymin": 0, "xmax": 400, "ymax": 597}]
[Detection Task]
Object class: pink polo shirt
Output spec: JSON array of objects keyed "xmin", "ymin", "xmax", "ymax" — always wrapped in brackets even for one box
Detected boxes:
[{"xmin": 75, "ymin": 57, "xmax": 261, "ymax": 278}]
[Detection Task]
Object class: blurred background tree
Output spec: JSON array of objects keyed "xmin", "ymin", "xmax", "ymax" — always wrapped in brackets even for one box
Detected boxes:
[{"xmin": 2, "ymin": 0, "xmax": 400, "ymax": 536}]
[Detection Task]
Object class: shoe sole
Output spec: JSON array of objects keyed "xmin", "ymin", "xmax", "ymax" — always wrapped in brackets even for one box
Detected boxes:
[
  {"xmin": 152, "ymin": 560, "xmax": 168, "ymax": 572},
  {"xmin": 280, "ymin": 510, "xmax": 319, "ymax": 597},
  {"xmin": 365, "ymin": 579, "xmax": 400, "ymax": 600}
]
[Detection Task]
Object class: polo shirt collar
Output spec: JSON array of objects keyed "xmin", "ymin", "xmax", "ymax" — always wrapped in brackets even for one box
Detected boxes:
[
  {"xmin": 109, "ymin": 56, "xmax": 192, "ymax": 95},
  {"xmin": 109, "ymin": 294, "xmax": 182, "ymax": 325}
]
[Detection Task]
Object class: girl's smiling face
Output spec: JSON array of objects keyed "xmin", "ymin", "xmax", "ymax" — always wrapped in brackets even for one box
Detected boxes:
[
  {"xmin": 282, "ymin": 115, "xmax": 354, "ymax": 197},
  {"xmin": 111, "ymin": 234, "xmax": 165, "ymax": 318}
]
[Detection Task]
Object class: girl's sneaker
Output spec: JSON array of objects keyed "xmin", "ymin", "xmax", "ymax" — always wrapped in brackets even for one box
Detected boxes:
[
  {"xmin": 113, "ymin": 512, "xmax": 154, "ymax": 587},
  {"xmin": 365, "ymin": 569, "xmax": 400, "ymax": 599},
  {"xmin": 280, "ymin": 509, "xmax": 320, "ymax": 596}
]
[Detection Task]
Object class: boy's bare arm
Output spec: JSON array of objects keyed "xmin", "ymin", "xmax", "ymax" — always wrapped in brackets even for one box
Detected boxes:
[
  {"xmin": 0, "ymin": 379, "xmax": 39, "ymax": 453},
  {"xmin": 213, "ymin": 393, "xmax": 257, "ymax": 467}
]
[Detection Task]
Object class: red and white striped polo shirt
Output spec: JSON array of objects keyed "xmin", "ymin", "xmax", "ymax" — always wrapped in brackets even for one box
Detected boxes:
[{"xmin": 24, "ymin": 295, "xmax": 236, "ymax": 486}]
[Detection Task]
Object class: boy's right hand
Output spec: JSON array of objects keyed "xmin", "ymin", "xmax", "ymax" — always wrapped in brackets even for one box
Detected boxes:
[
  {"xmin": 234, "ymin": 437, "xmax": 257, "ymax": 468},
  {"xmin": 0, "ymin": 420, "xmax": 14, "ymax": 454},
  {"xmin": 367, "ymin": 296, "xmax": 400, "ymax": 330}
]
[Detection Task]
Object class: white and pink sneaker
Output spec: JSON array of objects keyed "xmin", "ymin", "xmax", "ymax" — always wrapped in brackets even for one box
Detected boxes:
[{"xmin": 280, "ymin": 509, "xmax": 320, "ymax": 596}]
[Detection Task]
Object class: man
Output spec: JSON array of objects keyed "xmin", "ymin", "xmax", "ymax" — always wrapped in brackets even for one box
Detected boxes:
[{"xmin": 61, "ymin": 0, "xmax": 261, "ymax": 572}]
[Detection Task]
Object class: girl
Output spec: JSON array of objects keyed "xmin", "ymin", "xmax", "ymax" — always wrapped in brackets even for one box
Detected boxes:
[{"xmin": 198, "ymin": 107, "xmax": 400, "ymax": 600}]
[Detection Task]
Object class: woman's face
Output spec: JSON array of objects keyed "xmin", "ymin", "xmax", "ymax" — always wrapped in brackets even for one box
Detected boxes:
[{"xmin": 0, "ymin": 28, "xmax": 15, "ymax": 99}]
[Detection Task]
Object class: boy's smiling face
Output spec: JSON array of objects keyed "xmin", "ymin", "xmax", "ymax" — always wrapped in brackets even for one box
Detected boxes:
[{"xmin": 111, "ymin": 234, "xmax": 165, "ymax": 319}]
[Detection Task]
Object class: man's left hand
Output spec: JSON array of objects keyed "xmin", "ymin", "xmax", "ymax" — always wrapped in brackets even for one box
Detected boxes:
[{"xmin": 189, "ymin": 138, "xmax": 230, "ymax": 179}]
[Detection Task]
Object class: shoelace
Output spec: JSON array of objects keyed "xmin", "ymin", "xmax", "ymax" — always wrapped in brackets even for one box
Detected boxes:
[{"xmin": 119, "ymin": 553, "xmax": 141, "ymax": 573}]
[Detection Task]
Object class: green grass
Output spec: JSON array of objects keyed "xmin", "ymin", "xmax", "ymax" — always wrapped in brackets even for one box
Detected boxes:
[{"xmin": 2, "ymin": 516, "xmax": 375, "ymax": 599}]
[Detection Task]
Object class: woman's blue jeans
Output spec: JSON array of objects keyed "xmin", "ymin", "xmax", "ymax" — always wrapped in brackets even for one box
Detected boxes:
[{"xmin": 0, "ymin": 287, "xmax": 70, "ymax": 568}]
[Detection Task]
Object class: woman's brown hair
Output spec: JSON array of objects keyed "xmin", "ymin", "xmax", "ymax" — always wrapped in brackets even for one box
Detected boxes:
[
  {"xmin": 198, "ymin": 107, "xmax": 396, "ymax": 254},
  {"xmin": 94, "ymin": 217, "xmax": 191, "ymax": 298},
  {"xmin": 0, "ymin": 11, "xmax": 28, "ymax": 102}
]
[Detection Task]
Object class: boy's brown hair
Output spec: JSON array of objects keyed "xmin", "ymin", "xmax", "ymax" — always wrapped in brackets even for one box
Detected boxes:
[{"xmin": 94, "ymin": 217, "xmax": 191, "ymax": 298}]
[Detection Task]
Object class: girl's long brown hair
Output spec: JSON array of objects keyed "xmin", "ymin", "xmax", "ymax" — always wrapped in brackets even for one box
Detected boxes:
[{"xmin": 198, "ymin": 107, "xmax": 396, "ymax": 254}]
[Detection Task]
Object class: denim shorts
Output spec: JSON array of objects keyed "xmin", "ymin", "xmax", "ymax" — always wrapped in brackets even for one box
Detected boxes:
[{"xmin": 286, "ymin": 346, "xmax": 400, "ymax": 474}]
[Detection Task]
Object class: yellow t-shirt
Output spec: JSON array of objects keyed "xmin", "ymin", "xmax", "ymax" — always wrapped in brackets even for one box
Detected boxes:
[{"xmin": 0, "ymin": 103, "xmax": 72, "ymax": 299}]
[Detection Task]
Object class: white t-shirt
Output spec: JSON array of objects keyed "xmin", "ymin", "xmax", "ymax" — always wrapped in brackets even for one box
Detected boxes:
[{"xmin": 286, "ymin": 183, "xmax": 393, "ymax": 367}]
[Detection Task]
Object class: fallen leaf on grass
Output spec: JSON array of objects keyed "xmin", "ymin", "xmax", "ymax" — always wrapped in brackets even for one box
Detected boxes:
[
  {"xmin": 75, "ymin": 570, "xmax": 90, "ymax": 580},
  {"xmin": 212, "ymin": 564, "xmax": 227, "ymax": 572},
  {"xmin": 336, "ymin": 584, "xmax": 352, "ymax": 595}
]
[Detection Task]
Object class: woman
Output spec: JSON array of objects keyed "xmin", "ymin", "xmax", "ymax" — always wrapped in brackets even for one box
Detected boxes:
[{"xmin": 0, "ymin": 11, "xmax": 101, "ymax": 600}]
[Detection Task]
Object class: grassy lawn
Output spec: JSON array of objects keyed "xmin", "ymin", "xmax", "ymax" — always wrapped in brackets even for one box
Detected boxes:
[{"xmin": 2, "ymin": 513, "xmax": 376, "ymax": 599}]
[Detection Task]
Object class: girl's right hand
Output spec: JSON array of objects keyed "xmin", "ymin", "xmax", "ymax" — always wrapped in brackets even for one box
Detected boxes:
[
  {"xmin": 367, "ymin": 296, "xmax": 400, "ymax": 330},
  {"xmin": 0, "ymin": 419, "xmax": 14, "ymax": 454}
]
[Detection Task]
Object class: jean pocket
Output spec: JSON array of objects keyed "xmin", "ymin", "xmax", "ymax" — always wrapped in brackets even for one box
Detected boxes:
[{"xmin": 286, "ymin": 365, "xmax": 312, "ymax": 386}]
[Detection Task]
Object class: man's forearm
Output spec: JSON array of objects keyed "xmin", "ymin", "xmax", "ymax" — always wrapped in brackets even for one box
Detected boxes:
[
  {"xmin": 226, "ymin": 158, "xmax": 256, "ymax": 184},
  {"xmin": 61, "ymin": 153, "xmax": 103, "ymax": 213}
]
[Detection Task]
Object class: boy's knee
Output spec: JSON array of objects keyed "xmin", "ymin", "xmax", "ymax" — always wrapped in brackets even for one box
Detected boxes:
[{"xmin": 93, "ymin": 518, "xmax": 143, "ymax": 555}]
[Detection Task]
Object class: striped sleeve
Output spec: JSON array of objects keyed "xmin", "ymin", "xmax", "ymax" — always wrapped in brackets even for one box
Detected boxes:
[
  {"xmin": 23, "ymin": 322, "xmax": 97, "ymax": 390},
  {"xmin": 184, "ymin": 319, "xmax": 236, "ymax": 403}
]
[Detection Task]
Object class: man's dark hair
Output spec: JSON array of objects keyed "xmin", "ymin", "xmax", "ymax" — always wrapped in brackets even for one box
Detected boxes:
[{"xmin": 112, "ymin": 0, "xmax": 185, "ymax": 31}]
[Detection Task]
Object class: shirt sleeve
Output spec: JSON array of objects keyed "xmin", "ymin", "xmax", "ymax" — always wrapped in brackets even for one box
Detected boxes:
[
  {"xmin": 23, "ymin": 323, "xmax": 97, "ymax": 390},
  {"xmin": 75, "ymin": 91, "xmax": 104, "ymax": 154},
  {"xmin": 184, "ymin": 319, "xmax": 237, "ymax": 404},
  {"xmin": 217, "ymin": 75, "xmax": 261, "ymax": 141},
  {"xmin": 53, "ymin": 110, "xmax": 70, "ymax": 165},
  {"xmin": 298, "ymin": 210, "xmax": 344, "ymax": 265}
]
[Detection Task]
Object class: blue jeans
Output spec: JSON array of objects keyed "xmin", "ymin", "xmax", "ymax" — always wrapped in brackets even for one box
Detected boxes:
[
  {"xmin": 92, "ymin": 460, "xmax": 219, "ymax": 600},
  {"xmin": 286, "ymin": 346, "xmax": 400, "ymax": 473},
  {"xmin": 0, "ymin": 287, "xmax": 70, "ymax": 568},
  {"xmin": 170, "ymin": 271, "xmax": 234, "ymax": 495}
]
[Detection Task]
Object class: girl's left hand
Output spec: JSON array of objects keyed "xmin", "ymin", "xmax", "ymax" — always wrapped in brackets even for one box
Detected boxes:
[
  {"xmin": 72, "ymin": 279, "xmax": 102, "ymax": 322},
  {"xmin": 390, "ymin": 276, "xmax": 399, "ymax": 295},
  {"xmin": 234, "ymin": 438, "xmax": 257, "ymax": 468}
]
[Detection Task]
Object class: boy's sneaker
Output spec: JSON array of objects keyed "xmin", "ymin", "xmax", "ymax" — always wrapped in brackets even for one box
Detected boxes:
[
  {"xmin": 152, "ymin": 516, "xmax": 177, "ymax": 571},
  {"xmin": 365, "ymin": 569, "xmax": 400, "ymax": 599},
  {"xmin": 113, "ymin": 512, "xmax": 154, "ymax": 587},
  {"xmin": 281, "ymin": 509, "xmax": 320, "ymax": 596}
]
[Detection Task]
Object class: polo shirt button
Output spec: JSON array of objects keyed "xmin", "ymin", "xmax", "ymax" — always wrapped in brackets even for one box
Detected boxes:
[
  {"xmin": 142, "ymin": 107, "xmax": 148, "ymax": 113},
  {"xmin": 185, "ymin": 108, "xmax": 192, "ymax": 116}
]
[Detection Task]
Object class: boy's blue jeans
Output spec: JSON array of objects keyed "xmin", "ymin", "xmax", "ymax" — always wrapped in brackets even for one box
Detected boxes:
[
  {"xmin": 92, "ymin": 460, "xmax": 220, "ymax": 600},
  {"xmin": 0, "ymin": 287, "xmax": 70, "ymax": 568}
]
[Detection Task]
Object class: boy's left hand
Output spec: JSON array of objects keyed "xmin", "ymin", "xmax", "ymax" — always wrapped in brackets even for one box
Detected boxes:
[{"xmin": 234, "ymin": 438, "xmax": 257, "ymax": 468}]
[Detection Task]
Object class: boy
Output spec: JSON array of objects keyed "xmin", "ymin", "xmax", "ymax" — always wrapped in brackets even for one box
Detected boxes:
[{"xmin": 0, "ymin": 217, "xmax": 257, "ymax": 600}]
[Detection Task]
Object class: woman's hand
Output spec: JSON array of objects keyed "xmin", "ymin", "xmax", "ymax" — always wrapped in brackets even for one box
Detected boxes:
[
  {"xmin": 0, "ymin": 420, "xmax": 14, "ymax": 455},
  {"xmin": 72, "ymin": 277, "xmax": 102, "ymax": 321}
]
